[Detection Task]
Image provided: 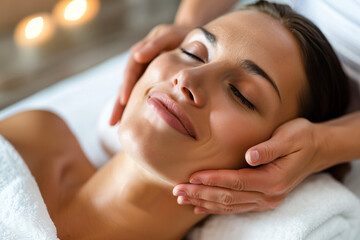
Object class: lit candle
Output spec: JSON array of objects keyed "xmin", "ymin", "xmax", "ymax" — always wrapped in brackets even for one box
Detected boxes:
[
  {"xmin": 53, "ymin": 0, "xmax": 100, "ymax": 27},
  {"xmin": 14, "ymin": 13, "xmax": 55, "ymax": 47}
]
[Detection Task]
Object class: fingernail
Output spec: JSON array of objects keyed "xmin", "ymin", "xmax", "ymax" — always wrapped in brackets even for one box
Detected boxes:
[
  {"xmin": 138, "ymin": 47, "xmax": 149, "ymax": 55},
  {"xmin": 177, "ymin": 197, "xmax": 191, "ymax": 205},
  {"xmin": 246, "ymin": 150, "xmax": 259, "ymax": 164},
  {"xmin": 121, "ymin": 94, "xmax": 129, "ymax": 105},
  {"xmin": 174, "ymin": 190, "xmax": 187, "ymax": 196},
  {"xmin": 190, "ymin": 178, "xmax": 202, "ymax": 184},
  {"xmin": 119, "ymin": 94, "xmax": 126, "ymax": 105},
  {"xmin": 134, "ymin": 50, "xmax": 145, "ymax": 61}
]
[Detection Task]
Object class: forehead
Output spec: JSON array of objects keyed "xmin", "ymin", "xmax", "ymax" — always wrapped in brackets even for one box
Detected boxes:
[
  {"xmin": 205, "ymin": 10, "xmax": 299, "ymax": 60},
  {"xmin": 204, "ymin": 10, "xmax": 307, "ymax": 117}
]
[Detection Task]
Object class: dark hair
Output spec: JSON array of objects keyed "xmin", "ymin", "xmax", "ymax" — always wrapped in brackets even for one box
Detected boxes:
[
  {"xmin": 240, "ymin": 0, "xmax": 349, "ymax": 122},
  {"xmin": 239, "ymin": 1, "xmax": 351, "ymax": 180}
]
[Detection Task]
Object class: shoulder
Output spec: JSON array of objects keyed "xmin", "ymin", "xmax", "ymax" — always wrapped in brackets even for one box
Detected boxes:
[
  {"xmin": 0, "ymin": 110, "xmax": 97, "ymax": 214},
  {"xmin": 0, "ymin": 110, "xmax": 92, "ymax": 175},
  {"xmin": 0, "ymin": 110, "xmax": 70, "ymax": 136},
  {"xmin": 0, "ymin": 110, "xmax": 77, "ymax": 154}
]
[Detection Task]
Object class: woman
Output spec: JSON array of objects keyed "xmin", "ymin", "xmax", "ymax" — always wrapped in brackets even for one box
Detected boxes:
[
  {"xmin": 0, "ymin": 1, "xmax": 349, "ymax": 239},
  {"xmin": 112, "ymin": 0, "xmax": 360, "ymax": 214}
]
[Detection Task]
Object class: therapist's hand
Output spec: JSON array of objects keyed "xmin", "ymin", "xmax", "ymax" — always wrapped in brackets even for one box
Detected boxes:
[
  {"xmin": 109, "ymin": 24, "xmax": 192, "ymax": 126},
  {"xmin": 173, "ymin": 118, "xmax": 328, "ymax": 214}
]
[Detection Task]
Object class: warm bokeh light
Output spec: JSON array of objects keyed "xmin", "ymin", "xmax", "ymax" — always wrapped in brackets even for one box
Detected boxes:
[
  {"xmin": 64, "ymin": 0, "xmax": 88, "ymax": 21},
  {"xmin": 53, "ymin": 0, "xmax": 100, "ymax": 27},
  {"xmin": 25, "ymin": 17, "xmax": 44, "ymax": 39},
  {"xmin": 14, "ymin": 14, "xmax": 55, "ymax": 47}
]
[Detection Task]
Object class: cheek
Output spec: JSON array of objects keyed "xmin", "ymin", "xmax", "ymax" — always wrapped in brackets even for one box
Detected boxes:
[
  {"xmin": 211, "ymin": 114, "xmax": 252, "ymax": 168},
  {"xmin": 206, "ymin": 108, "xmax": 274, "ymax": 169},
  {"xmin": 140, "ymin": 52, "xmax": 182, "ymax": 85},
  {"xmin": 118, "ymin": 100, "xmax": 197, "ymax": 184}
]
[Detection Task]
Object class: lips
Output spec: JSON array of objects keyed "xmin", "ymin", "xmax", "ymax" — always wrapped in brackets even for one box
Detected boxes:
[{"xmin": 147, "ymin": 91, "xmax": 197, "ymax": 139}]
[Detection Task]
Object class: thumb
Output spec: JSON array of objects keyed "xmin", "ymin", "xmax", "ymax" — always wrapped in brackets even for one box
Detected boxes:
[
  {"xmin": 135, "ymin": 34, "xmax": 182, "ymax": 63},
  {"xmin": 134, "ymin": 36, "xmax": 168, "ymax": 63},
  {"xmin": 109, "ymin": 96, "xmax": 124, "ymax": 126},
  {"xmin": 245, "ymin": 137, "xmax": 289, "ymax": 166}
]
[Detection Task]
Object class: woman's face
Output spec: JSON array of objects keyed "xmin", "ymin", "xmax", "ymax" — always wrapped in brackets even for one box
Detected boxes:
[{"xmin": 118, "ymin": 10, "xmax": 306, "ymax": 184}]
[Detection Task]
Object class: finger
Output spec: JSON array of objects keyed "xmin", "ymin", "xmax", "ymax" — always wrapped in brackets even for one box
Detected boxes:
[
  {"xmin": 192, "ymin": 203, "xmax": 278, "ymax": 215},
  {"xmin": 121, "ymin": 57, "xmax": 148, "ymax": 105},
  {"xmin": 134, "ymin": 41, "xmax": 161, "ymax": 63},
  {"xmin": 109, "ymin": 95, "xmax": 125, "ymax": 126},
  {"xmin": 130, "ymin": 40, "xmax": 146, "ymax": 54},
  {"xmin": 189, "ymin": 168, "xmax": 274, "ymax": 193},
  {"xmin": 177, "ymin": 196, "xmax": 258, "ymax": 215},
  {"xmin": 117, "ymin": 40, "xmax": 148, "ymax": 105},
  {"xmin": 245, "ymin": 134, "xmax": 297, "ymax": 166},
  {"xmin": 134, "ymin": 34, "xmax": 180, "ymax": 63},
  {"xmin": 173, "ymin": 184, "xmax": 264, "ymax": 205}
]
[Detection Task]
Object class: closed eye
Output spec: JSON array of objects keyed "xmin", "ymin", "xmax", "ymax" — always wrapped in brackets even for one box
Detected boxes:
[
  {"xmin": 180, "ymin": 48, "xmax": 205, "ymax": 63},
  {"xmin": 229, "ymin": 84, "xmax": 255, "ymax": 111}
]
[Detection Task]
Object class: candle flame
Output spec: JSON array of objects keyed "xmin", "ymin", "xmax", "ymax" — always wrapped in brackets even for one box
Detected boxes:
[
  {"xmin": 25, "ymin": 17, "xmax": 44, "ymax": 39},
  {"xmin": 64, "ymin": 0, "xmax": 88, "ymax": 21}
]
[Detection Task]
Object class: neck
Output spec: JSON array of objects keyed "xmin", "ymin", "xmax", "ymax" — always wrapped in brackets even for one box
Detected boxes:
[{"xmin": 58, "ymin": 152, "xmax": 206, "ymax": 240}]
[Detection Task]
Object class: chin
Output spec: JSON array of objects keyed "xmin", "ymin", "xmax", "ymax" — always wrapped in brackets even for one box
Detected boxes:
[{"xmin": 117, "ymin": 116, "xmax": 191, "ymax": 185}]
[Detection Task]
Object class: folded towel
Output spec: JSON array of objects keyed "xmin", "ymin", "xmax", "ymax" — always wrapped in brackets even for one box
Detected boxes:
[
  {"xmin": 0, "ymin": 135, "xmax": 58, "ymax": 240},
  {"xmin": 187, "ymin": 173, "xmax": 360, "ymax": 240}
]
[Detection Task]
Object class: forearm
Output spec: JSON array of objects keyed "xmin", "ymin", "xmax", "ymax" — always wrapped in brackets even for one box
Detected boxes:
[
  {"xmin": 174, "ymin": 0, "xmax": 239, "ymax": 27},
  {"xmin": 317, "ymin": 111, "xmax": 360, "ymax": 170}
]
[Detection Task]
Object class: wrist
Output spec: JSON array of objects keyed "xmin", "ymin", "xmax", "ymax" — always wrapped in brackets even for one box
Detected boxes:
[
  {"xmin": 174, "ymin": 0, "xmax": 238, "ymax": 28},
  {"xmin": 313, "ymin": 117, "xmax": 356, "ymax": 172},
  {"xmin": 174, "ymin": 0, "xmax": 201, "ymax": 28},
  {"xmin": 312, "ymin": 122, "xmax": 334, "ymax": 172},
  {"xmin": 174, "ymin": 12, "xmax": 206, "ymax": 28}
]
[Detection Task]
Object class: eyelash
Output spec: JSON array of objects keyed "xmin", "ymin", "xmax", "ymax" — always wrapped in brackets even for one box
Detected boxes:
[
  {"xmin": 180, "ymin": 48, "xmax": 255, "ymax": 111},
  {"xmin": 229, "ymin": 84, "xmax": 255, "ymax": 111},
  {"xmin": 180, "ymin": 48, "xmax": 205, "ymax": 63}
]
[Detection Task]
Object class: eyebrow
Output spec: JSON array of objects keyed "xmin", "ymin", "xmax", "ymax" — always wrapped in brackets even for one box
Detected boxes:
[
  {"xmin": 197, "ymin": 27, "xmax": 217, "ymax": 46},
  {"xmin": 239, "ymin": 60, "xmax": 281, "ymax": 101},
  {"xmin": 197, "ymin": 26, "xmax": 281, "ymax": 101}
]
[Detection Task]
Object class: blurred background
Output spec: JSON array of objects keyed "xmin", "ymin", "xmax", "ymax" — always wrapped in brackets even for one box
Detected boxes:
[{"xmin": 0, "ymin": 0, "xmax": 180, "ymax": 109}]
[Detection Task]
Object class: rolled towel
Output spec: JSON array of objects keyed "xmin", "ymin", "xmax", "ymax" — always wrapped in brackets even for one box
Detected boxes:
[
  {"xmin": 0, "ymin": 135, "xmax": 58, "ymax": 240},
  {"xmin": 187, "ymin": 173, "xmax": 360, "ymax": 240}
]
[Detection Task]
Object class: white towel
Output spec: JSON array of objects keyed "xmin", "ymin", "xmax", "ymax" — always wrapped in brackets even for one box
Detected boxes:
[
  {"xmin": 0, "ymin": 135, "xmax": 58, "ymax": 240},
  {"xmin": 187, "ymin": 173, "xmax": 360, "ymax": 240}
]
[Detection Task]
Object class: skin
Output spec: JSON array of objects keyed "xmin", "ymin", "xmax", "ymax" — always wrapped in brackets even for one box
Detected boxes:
[
  {"xmin": 1, "ymin": 10, "xmax": 309, "ymax": 239},
  {"xmin": 118, "ymin": 10, "xmax": 306, "ymax": 185},
  {"xmin": 109, "ymin": 0, "xmax": 238, "ymax": 115}
]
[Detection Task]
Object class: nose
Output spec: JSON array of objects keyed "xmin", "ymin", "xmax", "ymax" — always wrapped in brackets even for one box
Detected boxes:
[{"xmin": 173, "ymin": 68, "xmax": 206, "ymax": 107}]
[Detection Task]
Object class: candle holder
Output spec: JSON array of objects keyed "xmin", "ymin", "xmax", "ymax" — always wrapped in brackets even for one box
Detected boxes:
[
  {"xmin": 53, "ymin": 0, "xmax": 100, "ymax": 28},
  {"xmin": 14, "ymin": 13, "xmax": 56, "ymax": 47}
]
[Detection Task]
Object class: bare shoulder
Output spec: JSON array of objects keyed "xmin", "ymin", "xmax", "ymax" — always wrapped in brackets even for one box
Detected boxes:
[
  {"xmin": 0, "ymin": 110, "xmax": 97, "ymax": 215},
  {"xmin": 0, "ymin": 110, "xmax": 79, "ymax": 155},
  {"xmin": 0, "ymin": 110, "xmax": 93, "ymax": 174}
]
